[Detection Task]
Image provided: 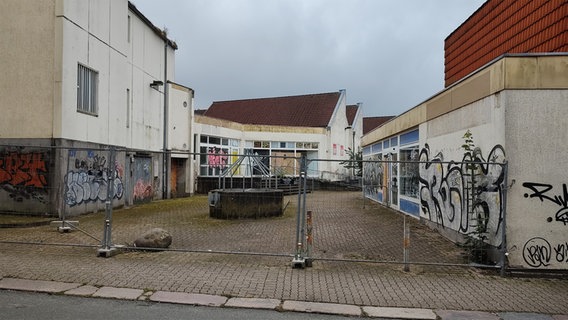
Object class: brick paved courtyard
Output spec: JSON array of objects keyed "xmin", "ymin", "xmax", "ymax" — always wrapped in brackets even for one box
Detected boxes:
[{"xmin": 1, "ymin": 191, "xmax": 568, "ymax": 314}]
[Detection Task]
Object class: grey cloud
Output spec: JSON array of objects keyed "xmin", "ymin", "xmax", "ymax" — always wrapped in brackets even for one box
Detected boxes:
[{"xmin": 132, "ymin": 0, "xmax": 485, "ymax": 115}]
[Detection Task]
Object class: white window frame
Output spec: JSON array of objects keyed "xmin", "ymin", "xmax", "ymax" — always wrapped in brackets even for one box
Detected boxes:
[{"xmin": 77, "ymin": 64, "xmax": 98, "ymax": 115}]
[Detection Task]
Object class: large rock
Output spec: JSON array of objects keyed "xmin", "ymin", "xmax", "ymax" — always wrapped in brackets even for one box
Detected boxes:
[{"xmin": 134, "ymin": 228, "xmax": 172, "ymax": 249}]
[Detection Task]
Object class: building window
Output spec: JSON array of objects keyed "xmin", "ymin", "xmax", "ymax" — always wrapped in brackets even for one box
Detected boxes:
[
  {"xmin": 127, "ymin": 15, "xmax": 131, "ymax": 43},
  {"xmin": 399, "ymin": 146, "xmax": 419, "ymax": 198},
  {"xmin": 77, "ymin": 64, "xmax": 98, "ymax": 115},
  {"xmin": 199, "ymin": 135, "xmax": 240, "ymax": 176},
  {"xmin": 126, "ymin": 89, "xmax": 130, "ymax": 128}
]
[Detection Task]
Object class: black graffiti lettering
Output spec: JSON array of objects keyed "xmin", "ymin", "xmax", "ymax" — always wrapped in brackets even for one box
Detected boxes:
[
  {"xmin": 523, "ymin": 182, "xmax": 568, "ymax": 225},
  {"xmin": 523, "ymin": 182, "xmax": 567, "ymax": 206},
  {"xmin": 554, "ymin": 242, "xmax": 568, "ymax": 263},
  {"xmin": 523, "ymin": 237, "xmax": 551, "ymax": 268},
  {"xmin": 419, "ymin": 143, "xmax": 505, "ymax": 239},
  {"xmin": 556, "ymin": 208, "xmax": 568, "ymax": 226}
]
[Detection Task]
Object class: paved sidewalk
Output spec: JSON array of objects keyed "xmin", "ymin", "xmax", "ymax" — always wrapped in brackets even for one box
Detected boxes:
[
  {"xmin": 1, "ymin": 244, "xmax": 567, "ymax": 319},
  {"xmin": 1, "ymin": 277, "xmax": 567, "ymax": 319},
  {"xmin": 1, "ymin": 192, "xmax": 568, "ymax": 319}
]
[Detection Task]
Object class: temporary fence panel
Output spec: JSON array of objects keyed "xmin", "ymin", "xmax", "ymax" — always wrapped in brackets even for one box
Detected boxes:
[{"xmin": 1, "ymin": 147, "xmax": 507, "ymax": 273}]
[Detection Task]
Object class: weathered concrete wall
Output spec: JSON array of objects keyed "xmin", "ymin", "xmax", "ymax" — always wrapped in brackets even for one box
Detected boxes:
[
  {"xmin": 0, "ymin": 138, "xmax": 169, "ymax": 217},
  {"xmin": 0, "ymin": 140, "xmax": 54, "ymax": 215},
  {"xmin": 418, "ymin": 94, "xmax": 507, "ymax": 248},
  {"xmin": 60, "ymin": 144, "xmax": 126, "ymax": 216},
  {"xmin": 504, "ymin": 90, "xmax": 568, "ymax": 270},
  {"xmin": 0, "ymin": 0, "xmax": 56, "ymax": 139}
]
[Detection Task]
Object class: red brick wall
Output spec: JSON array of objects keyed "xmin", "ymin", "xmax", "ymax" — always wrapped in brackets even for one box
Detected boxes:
[{"xmin": 444, "ymin": 0, "xmax": 567, "ymax": 87}]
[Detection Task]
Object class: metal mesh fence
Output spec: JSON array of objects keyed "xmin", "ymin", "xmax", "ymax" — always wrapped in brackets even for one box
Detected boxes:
[{"xmin": 0, "ymin": 146, "xmax": 507, "ymax": 273}]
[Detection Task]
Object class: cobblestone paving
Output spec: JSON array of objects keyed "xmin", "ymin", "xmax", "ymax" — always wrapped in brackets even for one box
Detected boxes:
[{"xmin": 1, "ymin": 191, "xmax": 567, "ymax": 314}]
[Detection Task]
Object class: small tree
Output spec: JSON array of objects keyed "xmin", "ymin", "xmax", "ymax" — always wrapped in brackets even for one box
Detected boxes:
[
  {"xmin": 340, "ymin": 147, "xmax": 362, "ymax": 178},
  {"xmin": 461, "ymin": 130, "xmax": 489, "ymax": 264}
]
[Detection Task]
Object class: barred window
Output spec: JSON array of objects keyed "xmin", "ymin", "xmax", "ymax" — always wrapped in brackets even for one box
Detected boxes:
[{"xmin": 77, "ymin": 64, "xmax": 98, "ymax": 115}]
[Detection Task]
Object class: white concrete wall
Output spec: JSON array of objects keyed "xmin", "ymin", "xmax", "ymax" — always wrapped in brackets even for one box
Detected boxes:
[
  {"xmin": 57, "ymin": 0, "xmax": 174, "ymax": 151},
  {"xmin": 195, "ymin": 120, "xmax": 245, "ymax": 143},
  {"xmin": 128, "ymin": 11, "xmax": 173, "ymax": 151},
  {"xmin": 318, "ymin": 90, "xmax": 351, "ymax": 179},
  {"xmin": 504, "ymin": 90, "xmax": 568, "ymax": 270},
  {"xmin": 167, "ymin": 83, "xmax": 193, "ymax": 152},
  {"xmin": 418, "ymin": 94, "xmax": 507, "ymax": 247}
]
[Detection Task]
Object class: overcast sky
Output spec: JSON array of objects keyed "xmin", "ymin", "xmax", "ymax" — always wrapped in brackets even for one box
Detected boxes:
[{"xmin": 131, "ymin": 0, "xmax": 485, "ymax": 117}]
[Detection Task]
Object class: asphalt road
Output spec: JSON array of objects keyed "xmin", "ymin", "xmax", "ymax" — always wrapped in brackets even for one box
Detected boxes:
[{"xmin": 0, "ymin": 290, "xmax": 352, "ymax": 320}]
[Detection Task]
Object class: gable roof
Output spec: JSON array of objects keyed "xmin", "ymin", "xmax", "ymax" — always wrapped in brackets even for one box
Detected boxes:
[
  {"xmin": 363, "ymin": 116, "xmax": 395, "ymax": 135},
  {"xmin": 346, "ymin": 104, "xmax": 359, "ymax": 126},
  {"xmin": 203, "ymin": 92, "xmax": 341, "ymax": 128}
]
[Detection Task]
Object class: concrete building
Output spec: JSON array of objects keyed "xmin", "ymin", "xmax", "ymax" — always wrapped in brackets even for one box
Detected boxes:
[
  {"xmin": 361, "ymin": 0, "xmax": 568, "ymax": 270},
  {"xmin": 0, "ymin": 1, "xmax": 194, "ymax": 216},
  {"xmin": 194, "ymin": 90, "xmax": 363, "ymax": 192}
]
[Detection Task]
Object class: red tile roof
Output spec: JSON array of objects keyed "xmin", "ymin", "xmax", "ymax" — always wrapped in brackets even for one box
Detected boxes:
[
  {"xmin": 444, "ymin": 0, "xmax": 567, "ymax": 86},
  {"xmin": 203, "ymin": 92, "xmax": 341, "ymax": 127},
  {"xmin": 363, "ymin": 116, "xmax": 395, "ymax": 135},
  {"xmin": 346, "ymin": 105, "xmax": 359, "ymax": 126}
]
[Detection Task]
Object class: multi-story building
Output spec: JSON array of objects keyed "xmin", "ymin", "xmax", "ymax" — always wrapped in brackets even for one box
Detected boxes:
[{"xmin": 0, "ymin": 1, "xmax": 194, "ymax": 216}]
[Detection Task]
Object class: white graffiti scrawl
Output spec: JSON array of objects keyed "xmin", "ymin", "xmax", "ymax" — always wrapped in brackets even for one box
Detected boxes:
[{"xmin": 64, "ymin": 152, "xmax": 124, "ymax": 206}]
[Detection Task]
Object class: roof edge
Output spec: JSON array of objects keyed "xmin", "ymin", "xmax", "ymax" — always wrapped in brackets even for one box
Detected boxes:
[{"xmin": 128, "ymin": 1, "xmax": 178, "ymax": 50}]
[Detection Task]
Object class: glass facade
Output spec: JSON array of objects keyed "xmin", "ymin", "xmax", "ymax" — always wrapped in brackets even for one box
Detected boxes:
[
  {"xmin": 199, "ymin": 136, "xmax": 319, "ymax": 177},
  {"xmin": 199, "ymin": 135, "xmax": 240, "ymax": 176},
  {"xmin": 363, "ymin": 129, "xmax": 420, "ymax": 217}
]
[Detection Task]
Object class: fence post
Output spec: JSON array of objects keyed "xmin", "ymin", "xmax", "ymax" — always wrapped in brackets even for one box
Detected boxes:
[
  {"xmin": 98, "ymin": 147, "xmax": 117, "ymax": 257},
  {"xmin": 292, "ymin": 154, "xmax": 307, "ymax": 268},
  {"xmin": 500, "ymin": 161, "xmax": 509, "ymax": 277},
  {"xmin": 305, "ymin": 210, "xmax": 313, "ymax": 267},
  {"xmin": 57, "ymin": 148, "xmax": 74, "ymax": 233},
  {"xmin": 403, "ymin": 215, "xmax": 410, "ymax": 272}
]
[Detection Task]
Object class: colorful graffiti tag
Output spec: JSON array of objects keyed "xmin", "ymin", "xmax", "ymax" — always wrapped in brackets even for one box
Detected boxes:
[
  {"xmin": 0, "ymin": 151, "xmax": 49, "ymax": 202},
  {"xmin": 64, "ymin": 151, "xmax": 124, "ymax": 206},
  {"xmin": 133, "ymin": 157, "xmax": 153, "ymax": 202},
  {"xmin": 208, "ymin": 147, "xmax": 228, "ymax": 169}
]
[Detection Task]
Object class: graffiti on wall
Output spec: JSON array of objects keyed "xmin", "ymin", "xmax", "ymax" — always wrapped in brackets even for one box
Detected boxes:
[
  {"xmin": 522, "ymin": 182, "xmax": 568, "ymax": 225},
  {"xmin": 64, "ymin": 151, "xmax": 124, "ymax": 206},
  {"xmin": 208, "ymin": 147, "xmax": 228, "ymax": 169},
  {"xmin": 523, "ymin": 237, "xmax": 568, "ymax": 268},
  {"xmin": 0, "ymin": 151, "xmax": 49, "ymax": 202},
  {"xmin": 419, "ymin": 144, "xmax": 506, "ymax": 245},
  {"xmin": 133, "ymin": 158, "xmax": 153, "ymax": 202},
  {"xmin": 363, "ymin": 154, "xmax": 383, "ymax": 199}
]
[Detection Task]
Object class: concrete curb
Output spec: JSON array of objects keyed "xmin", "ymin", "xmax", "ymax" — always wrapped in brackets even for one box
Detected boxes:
[{"xmin": 0, "ymin": 277, "xmax": 564, "ymax": 320}]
